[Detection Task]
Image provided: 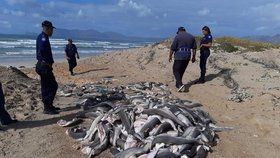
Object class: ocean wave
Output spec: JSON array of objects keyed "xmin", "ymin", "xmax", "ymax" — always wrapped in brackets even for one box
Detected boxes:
[
  {"xmin": 5, "ymin": 51, "xmax": 35, "ymax": 55},
  {"xmin": 103, "ymin": 46, "xmax": 130, "ymax": 49},
  {"xmin": 1, "ymin": 50, "xmax": 106, "ymax": 56},
  {"xmin": 94, "ymin": 41, "xmax": 111, "ymax": 45},
  {"xmin": 0, "ymin": 45, "xmax": 16, "ymax": 48},
  {"xmin": 118, "ymin": 43, "xmax": 130, "ymax": 46},
  {"xmin": 0, "ymin": 38, "xmax": 148, "ymax": 59}
]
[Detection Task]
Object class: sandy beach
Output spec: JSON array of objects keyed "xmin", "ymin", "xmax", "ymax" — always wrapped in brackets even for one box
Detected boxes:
[
  {"xmin": 0, "ymin": 56, "xmax": 95, "ymax": 68},
  {"xmin": 0, "ymin": 40, "xmax": 280, "ymax": 158}
]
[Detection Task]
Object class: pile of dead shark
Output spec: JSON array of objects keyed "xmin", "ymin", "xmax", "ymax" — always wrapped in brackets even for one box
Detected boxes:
[{"xmin": 57, "ymin": 82, "xmax": 233, "ymax": 158}]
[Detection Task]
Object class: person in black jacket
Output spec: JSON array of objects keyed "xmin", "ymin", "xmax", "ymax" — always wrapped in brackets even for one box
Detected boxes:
[
  {"xmin": 195, "ymin": 26, "xmax": 213, "ymax": 84},
  {"xmin": 169, "ymin": 27, "xmax": 197, "ymax": 92},
  {"xmin": 35, "ymin": 20, "xmax": 60, "ymax": 115},
  {"xmin": 0, "ymin": 82, "xmax": 18, "ymax": 126},
  {"xmin": 65, "ymin": 39, "xmax": 80, "ymax": 76}
]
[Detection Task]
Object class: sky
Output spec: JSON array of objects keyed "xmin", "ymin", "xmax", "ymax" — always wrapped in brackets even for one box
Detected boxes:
[{"xmin": 0, "ymin": 0, "xmax": 279, "ymax": 38}]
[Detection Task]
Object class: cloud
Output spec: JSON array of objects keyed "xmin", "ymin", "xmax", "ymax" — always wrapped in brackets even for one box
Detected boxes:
[
  {"xmin": 34, "ymin": 23, "xmax": 40, "ymax": 28},
  {"xmin": 255, "ymin": 26, "xmax": 267, "ymax": 31},
  {"xmin": 118, "ymin": 0, "xmax": 152, "ymax": 17},
  {"xmin": 11, "ymin": 10, "xmax": 25, "ymax": 16},
  {"xmin": 118, "ymin": 0, "xmax": 126, "ymax": 7},
  {"xmin": 48, "ymin": 1, "xmax": 56, "ymax": 8},
  {"xmin": 32, "ymin": 13, "xmax": 41, "ymax": 18},
  {"xmin": 5, "ymin": 0, "xmax": 40, "ymax": 10},
  {"xmin": 5, "ymin": 0, "xmax": 38, "ymax": 7},
  {"xmin": 5, "ymin": 0, "xmax": 25, "ymax": 5},
  {"xmin": 0, "ymin": 20, "xmax": 12, "ymax": 28},
  {"xmin": 244, "ymin": 2, "xmax": 280, "ymax": 34},
  {"xmin": 77, "ymin": 9, "xmax": 85, "ymax": 17},
  {"xmin": 206, "ymin": 21, "xmax": 218, "ymax": 25},
  {"xmin": 198, "ymin": 8, "xmax": 210, "ymax": 16},
  {"xmin": 2, "ymin": 9, "xmax": 25, "ymax": 16},
  {"xmin": 2, "ymin": 9, "xmax": 9, "ymax": 14},
  {"xmin": 251, "ymin": 3, "xmax": 280, "ymax": 22},
  {"xmin": 0, "ymin": 0, "xmax": 280, "ymax": 37}
]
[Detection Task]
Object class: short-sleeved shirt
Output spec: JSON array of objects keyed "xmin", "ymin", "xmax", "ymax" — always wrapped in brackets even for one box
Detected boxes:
[
  {"xmin": 171, "ymin": 32, "xmax": 197, "ymax": 60},
  {"xmin": 200, "ymin": 34, "xmax": 213, "ymax": 51},
  {"xmin": 65, "ymin": 44, "xmax": 78, "ymax": 58},
  {"xmin": 36, "ymin": 32, "xmax": 54, "ymax": 64}
]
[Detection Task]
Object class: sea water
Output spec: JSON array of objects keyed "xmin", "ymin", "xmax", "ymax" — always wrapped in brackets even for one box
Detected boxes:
[{"xmin": 0, "ymin": 35, "xmax": 153, "ymax": 65}]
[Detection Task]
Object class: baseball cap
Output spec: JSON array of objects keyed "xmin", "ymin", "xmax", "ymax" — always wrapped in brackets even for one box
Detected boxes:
[
  {"xmin": 177, "ymin": 27, "xmax": 186, "ymax": 34},
  {"xmin": 42, "ymin": 20, "xmax": 56, "ymax": 29}
]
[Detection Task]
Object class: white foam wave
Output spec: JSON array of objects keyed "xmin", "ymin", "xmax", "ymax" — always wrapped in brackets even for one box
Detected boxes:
[
  {"xmin": 103, "ymin": 46, "xmax": 130, "ymax": 49},
  {"xmin": 5, "ymin": 50, "xmax": 35, "ymax": 55},
  {"xmin": 0, "ymin": 38, "xmax": 148, "ymax": 58}
]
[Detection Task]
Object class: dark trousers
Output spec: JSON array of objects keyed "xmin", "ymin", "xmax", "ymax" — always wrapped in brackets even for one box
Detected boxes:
[
  {"xmin": 68, "ymin": 57, "xmax": 77, "ymax": 73},
  {"xmin": 173, "ymin": 59, "xmax": 190, "ymax": 88},
  {"xmin": 200, "ymin": 50, "xmax": 210, "ymax": 80},
  {"xmin": 40, "ymin": 71, "xmax": 58, "ymax": 108},
  {"xmin": 0, "ymin": 83, "xmax": 12, "ymax": 124}
]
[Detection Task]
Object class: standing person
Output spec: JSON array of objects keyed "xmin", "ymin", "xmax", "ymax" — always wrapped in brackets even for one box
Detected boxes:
[
  {"xmin": 169, "ymin": 27, "xmax": 197, "ymax": 92},
  {"xmin": 65, "ymin": 39, "xmax": 79, "ymax": 76},
  {"xmin": 195, "ymin": 26, "xmax": 213, "ymax": 84},
  {"xmin": 0, "ymin": 82, "xmax": 17, "ymax": 126},
  {"xmin": 35, "ymin": 20, "xmax": 60, "ymax": 115}
]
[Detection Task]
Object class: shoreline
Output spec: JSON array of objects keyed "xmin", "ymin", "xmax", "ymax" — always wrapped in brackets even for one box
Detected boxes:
[
  {"xmin": 0, "ymin": 46, "xmax": 150, "ymax": 68},
  {"xmin": 0, "ymin": 45, "xmax": 152, "ymax": 69},
  {"xmin": 0, "ymin": 53, "xmax": 103, "ymax": 68}
]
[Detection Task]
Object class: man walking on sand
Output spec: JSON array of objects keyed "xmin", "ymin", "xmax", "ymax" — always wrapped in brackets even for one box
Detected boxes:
[
  {"xmin": 65, "ymin": 39, "xmax": 80, "ymax": 76},
  {"xmin": 169, "ymin": 27, "xmax": 197, "ymax": 92},
  {"xmin": 35, "ymin": 20, "xmax": 60, "ymax": 115},
  {"xmin": 0, "ymin": 82, "xmax": 18, "ymax": 126}
]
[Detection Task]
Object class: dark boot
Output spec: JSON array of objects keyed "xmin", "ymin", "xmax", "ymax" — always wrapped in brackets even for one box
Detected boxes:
[
  {"xmin": 43, "ymin": 105, "xmax": 59, "ymax": 115},
  {"xmin": 50, "ymin": 105, "xmax": 61, "ymax": 111},
  {"xmin": 195, "ymin": 78, "xmax": 205, "ymax": 84},
  {"xmin": 43, "ymin": 108, "xmax": 59, "ymax": 115}
]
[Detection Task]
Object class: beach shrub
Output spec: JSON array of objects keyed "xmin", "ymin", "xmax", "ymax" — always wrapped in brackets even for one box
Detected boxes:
[
  {"xmin": 219, "ymin": 42, "xmax": 239, "ymax": 53},
  {"xmin": 215, "ymin": 37, "xmax": 279, "ymax": 52},
  {"xmin": 162, "ymin": 36, "xmax": 280, "ymax": 52}
]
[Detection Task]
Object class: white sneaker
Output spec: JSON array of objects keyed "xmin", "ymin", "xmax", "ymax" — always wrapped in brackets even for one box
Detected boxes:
[{"xmin": 178, "ymin": 85, "xmax": 185, "ymax": 92}]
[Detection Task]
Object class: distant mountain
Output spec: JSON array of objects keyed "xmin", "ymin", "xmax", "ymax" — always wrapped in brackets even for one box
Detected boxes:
[
  {"xmin": 26, "ymin": 28, "xmax": 163, "ymax": 42},
  {"xmin": 244, "ymin": 34, "xmax": 280, "ymax": 44}
]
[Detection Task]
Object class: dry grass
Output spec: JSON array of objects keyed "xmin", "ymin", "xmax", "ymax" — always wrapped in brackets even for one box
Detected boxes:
[
  {"xmin": 214, "ymin": 36, "xmax": 279, "ymax": 52},
  {"xmin": 158, "ymin": 36, "xmax": 280, "ymax": 53}
]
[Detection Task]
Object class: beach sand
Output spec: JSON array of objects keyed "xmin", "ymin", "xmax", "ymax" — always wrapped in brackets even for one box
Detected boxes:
[
  {"xmin": 0, "ymin": 41, "xmax": 280, "ymax": 158},
  {"xmin": 0, "ymin": 57, "xmax": 90, "ymax": 68}
]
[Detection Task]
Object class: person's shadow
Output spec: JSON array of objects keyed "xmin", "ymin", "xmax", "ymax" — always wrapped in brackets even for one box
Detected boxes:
[
  {"xmin": 183, "ymin": 68, "xmax": 230, "ymax": 92},
  {"xmin": 2, "ymin": 112, "xmax": 79, "ymax": 131},
  {"xmin": 59, "ymin": 106, "xmax": 80, "ymax": 113},
  {"xmin": 0, "ymin": 104, "xmax": 84, "ymax": 131},
  {"xmin": 75, "ymin": 68, "xmax": 109, "ymax": 75}
]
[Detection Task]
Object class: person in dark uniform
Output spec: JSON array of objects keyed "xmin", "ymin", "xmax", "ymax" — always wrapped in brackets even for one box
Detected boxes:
[
  {"xmin": 195, "ymin": 26, "xmax": 213, "ymax": 84},
  {"xmin": 35, "ymin": 20, "xmax": 60, "ymax": 115},
  {"xmin": 0, "ymin": 82, "xmax": 18, "ymax": 126},
  {"xmin": 65, "ymin": 39, "xmax": 79, "ymax": 76},
  {"xmin": 169, "ymin": 27, "xmax": 197, "ymax": 92}
]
